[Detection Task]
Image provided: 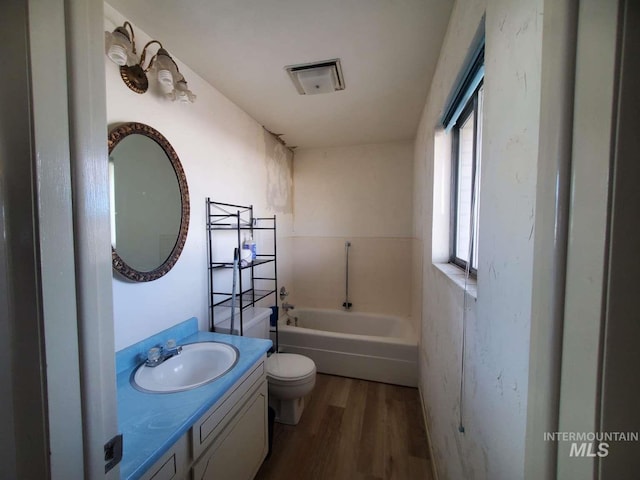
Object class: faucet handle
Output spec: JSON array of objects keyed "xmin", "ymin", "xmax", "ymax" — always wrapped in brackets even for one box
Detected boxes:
[
  {"xmin": 164, "ymin": 339, "xmax": 181, "ymax": 355},
  {"xmin": 146, "ymin": 347, "xmax": 161, "ymax": 365},
  {"xmin": 282, "ymin": 302, "xmax": 295, "ymax": 312}
]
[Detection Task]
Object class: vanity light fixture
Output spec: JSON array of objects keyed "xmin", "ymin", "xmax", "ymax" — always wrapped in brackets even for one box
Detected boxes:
[{"xmin": 104, "ymin": 21, "xmax": 196, "ymax": 103}]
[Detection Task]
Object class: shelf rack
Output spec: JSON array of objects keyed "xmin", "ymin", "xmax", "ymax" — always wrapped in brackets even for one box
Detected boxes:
[{"xmin": 206, "ymin": 199, "xmax": 278, "ymax": 350}]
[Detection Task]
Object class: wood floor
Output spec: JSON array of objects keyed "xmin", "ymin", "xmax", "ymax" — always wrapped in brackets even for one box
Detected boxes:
[{"xmin": 255, "ymin": 374, "xmax": 433, "ymax": 480}]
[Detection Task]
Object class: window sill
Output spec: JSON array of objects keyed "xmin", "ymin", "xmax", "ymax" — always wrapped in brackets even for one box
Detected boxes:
[{"xmin": 433, "ymin": 263, "xmax": 477, "ymax": 299}]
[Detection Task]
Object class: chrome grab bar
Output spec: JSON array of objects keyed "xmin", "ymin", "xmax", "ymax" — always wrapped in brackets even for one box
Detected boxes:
[{"xmin": 343, "ymin": 241, "xmax": 352, "ymax": 310}]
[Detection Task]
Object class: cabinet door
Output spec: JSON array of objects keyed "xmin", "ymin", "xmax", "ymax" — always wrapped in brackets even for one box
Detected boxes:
[
  {"xmin": 193, "ymin": 359, "xmax": 265, "ymax": 458},
  {"xmin": 139, "ymin": 432, "xmax": 189, "ymax": 480},
  {"xmin": 192, "ymin": 381, "xmax": 268, "ymax": 480}
]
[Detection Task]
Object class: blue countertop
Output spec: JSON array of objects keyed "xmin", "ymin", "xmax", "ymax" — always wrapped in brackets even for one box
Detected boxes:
[{"xmin": 116, "ymin": 318, "xmax": 272, "ymax": 480}]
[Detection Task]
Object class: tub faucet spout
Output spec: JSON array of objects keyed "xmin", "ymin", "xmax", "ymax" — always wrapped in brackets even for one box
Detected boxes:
[{"xmin": 282, "ymin": 302, "xmax": 295, "ymax": 313}]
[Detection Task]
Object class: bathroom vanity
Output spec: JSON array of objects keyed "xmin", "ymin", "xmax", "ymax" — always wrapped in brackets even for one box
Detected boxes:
[{"xmin": 116, "ymin": 318, "xmax": 272, "ymax": 480}]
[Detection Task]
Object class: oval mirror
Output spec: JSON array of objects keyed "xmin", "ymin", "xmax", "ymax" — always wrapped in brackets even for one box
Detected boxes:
[{"xmin": 108, "ymin": 122, "xmax": 190, "ymax": 282}]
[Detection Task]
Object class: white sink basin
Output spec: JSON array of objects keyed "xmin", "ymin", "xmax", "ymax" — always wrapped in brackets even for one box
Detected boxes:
[{"xmin": 132, "ymin": 342, "xmax": 239, "ymax": 393}]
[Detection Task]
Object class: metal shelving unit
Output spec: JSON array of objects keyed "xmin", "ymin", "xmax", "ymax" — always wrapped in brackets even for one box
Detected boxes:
[{"xmin": 206, "ymin": 199, "xmax": 278, "ymax": 349}]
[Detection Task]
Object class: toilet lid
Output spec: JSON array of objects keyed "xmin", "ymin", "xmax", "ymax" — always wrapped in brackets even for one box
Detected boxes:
[{"xmin": 267, "ymin": 353, "xmax": 316, "ymax": 381}]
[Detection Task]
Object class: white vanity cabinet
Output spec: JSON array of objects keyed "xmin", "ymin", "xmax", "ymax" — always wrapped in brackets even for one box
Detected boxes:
[{"xmin": 138, "ymin": 354, "xmax": 268, "ymax": 480}]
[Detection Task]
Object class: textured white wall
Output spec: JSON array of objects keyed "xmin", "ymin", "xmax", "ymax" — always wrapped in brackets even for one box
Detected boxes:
[
  {"xmin": 292, "ymin": 142, "xmax": 414, "ymax": 321},
  {"xmin": 413, "ymin": 0, "xmax": 543, "ymax": 478},
  {"xmin": 105, "ymin": 4, "xmax": 293, "ymax": 351}
]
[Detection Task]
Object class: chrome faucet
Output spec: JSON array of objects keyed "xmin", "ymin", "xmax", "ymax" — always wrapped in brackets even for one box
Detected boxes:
[
  {"xmin": 282, "ymin": 299, "xmax": 295, "ymax": 325},
  {"xmin": 145, "ymin": 340, "xmax": 182, "ymax": 367},
  {"xmin": 282, "ymin": 302, "xmax": 295, "ymax": 313}
]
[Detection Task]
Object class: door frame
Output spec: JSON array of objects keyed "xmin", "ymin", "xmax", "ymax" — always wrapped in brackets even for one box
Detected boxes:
[{"xmin": 0, "ymin": 1, "xmax": 119, "ymax": 478}]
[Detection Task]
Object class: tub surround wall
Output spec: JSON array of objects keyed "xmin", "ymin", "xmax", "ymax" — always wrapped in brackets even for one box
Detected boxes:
[
  {"xmin": 292, "ymin": 142, "xmax": 414, "ymax": 323},
  {"xmin": 414, "ymin": 0, "xmax": 542, "ymax": 478},
  {"xmin": 105, "ymin": 4, "xmax": 294, "ymax": 351},
  {"xmin": 291, "ymin": 236, "xmax": 412, "ymax": 317}
]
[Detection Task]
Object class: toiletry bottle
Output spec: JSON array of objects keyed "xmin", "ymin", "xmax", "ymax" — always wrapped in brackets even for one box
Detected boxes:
[
  {"xmin": 242, "ymin": 235, "xmax": 252, "ymax": 264},
  {"xmin": 247, "ymin": 235, "xmax": 257, "ymax": 261}
]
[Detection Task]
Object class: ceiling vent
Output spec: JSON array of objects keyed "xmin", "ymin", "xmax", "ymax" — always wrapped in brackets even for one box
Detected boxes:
[{"xmin": 285, "ymin": 59, "xmax": 345, "ymax": 95}]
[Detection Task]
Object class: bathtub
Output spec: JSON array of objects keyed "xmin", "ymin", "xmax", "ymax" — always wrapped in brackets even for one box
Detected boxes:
[{"xmin": 275, "ymin": 308, "xmax": 418, "ymax": 387}]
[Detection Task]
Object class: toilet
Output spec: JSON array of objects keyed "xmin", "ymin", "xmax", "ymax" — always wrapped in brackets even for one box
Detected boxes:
[
  {"xmin": 214, "ymin": 307, "xmax": 316, "ymax": 425},
  {"xmin": 266, "ymin": 352, "xmax": 316, "ymax": 425}
]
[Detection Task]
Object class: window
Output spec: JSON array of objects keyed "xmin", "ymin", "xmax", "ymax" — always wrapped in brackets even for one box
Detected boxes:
[
  {"xmin": 439, "ymin": 27, "xmax": 484, "ymax": 274},
  {"xmin": 451, "ymin": 83, "xmax": 483, "ymax": 273}
]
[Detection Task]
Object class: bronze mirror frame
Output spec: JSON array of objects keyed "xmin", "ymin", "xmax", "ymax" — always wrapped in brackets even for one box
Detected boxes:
[{"xmin": 108, "ymin": 122, "xmax": 190, "ymax": 282}]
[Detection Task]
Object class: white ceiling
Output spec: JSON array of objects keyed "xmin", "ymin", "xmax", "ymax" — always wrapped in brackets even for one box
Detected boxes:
[{"xmin": 106, "ymin": 0, "xmax": 454, "ymax": 148}]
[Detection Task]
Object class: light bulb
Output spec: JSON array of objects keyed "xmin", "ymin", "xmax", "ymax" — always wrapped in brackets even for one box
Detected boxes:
[
  {"xmin": 174, "ymin": 79, "xmax": 196, "ymax": 104},
  {"xmin": 176, "ymin": 91, "xmax": 190, "ymax": 103},
  {"xmin": 152, "ymin": 49, "xmax": 179, "ymax": 88},
  {"xmin": 157, "ymin": 69, "xmax": 174, "ymax": 88},
  {"xmin": 104, "ymin": 28, "xmax": 132, "ymax": 66},
  {"xmin": 107, "ymin": 44, "xmax": 128, "ymax": 66}
]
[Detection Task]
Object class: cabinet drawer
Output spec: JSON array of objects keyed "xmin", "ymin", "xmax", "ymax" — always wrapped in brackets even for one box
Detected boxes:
[{"xmin": 192, "ymin": 356, "xmax": 265, "ymax": 458}]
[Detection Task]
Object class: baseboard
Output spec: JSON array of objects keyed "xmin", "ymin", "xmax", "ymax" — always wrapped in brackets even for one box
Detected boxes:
[{"xmin": 418, "ymin": 384, "xmax": 439, "ymax": 480}]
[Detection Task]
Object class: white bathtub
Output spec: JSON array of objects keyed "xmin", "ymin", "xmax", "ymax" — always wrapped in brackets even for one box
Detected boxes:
[{"xmin": 276, "ymin": 308, "xmax": 418, "ymax": 387}]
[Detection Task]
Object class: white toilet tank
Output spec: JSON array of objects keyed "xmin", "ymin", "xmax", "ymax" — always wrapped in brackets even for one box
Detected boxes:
[{"xmin": 213, "ymin": 307, "xmax": 271, "ymax": 339}]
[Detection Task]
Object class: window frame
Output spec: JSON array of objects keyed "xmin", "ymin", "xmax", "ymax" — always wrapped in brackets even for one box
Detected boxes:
[{"xmin": 450, "ymin": 80, "xmax": 483, "ymax": 275}]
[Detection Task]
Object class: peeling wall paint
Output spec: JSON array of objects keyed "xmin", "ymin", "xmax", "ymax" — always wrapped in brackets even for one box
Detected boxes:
[{"xmin": 264, "ymin": 130, "xmax": 293, "ymax": 214}]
